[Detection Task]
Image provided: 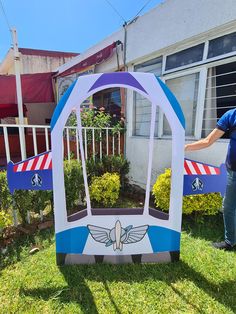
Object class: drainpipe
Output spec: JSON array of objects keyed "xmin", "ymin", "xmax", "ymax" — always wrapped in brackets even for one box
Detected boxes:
[
  {"xmin": 11, "ymin": 28, "xmax": 26, "ymax": 160},
  {"xmin": 122, "ymin": 22, "xmax": 128, "ymax": 158},
  {"xmin": 123, "ymin": 22, "xmax": 128, "ymax": 71}
]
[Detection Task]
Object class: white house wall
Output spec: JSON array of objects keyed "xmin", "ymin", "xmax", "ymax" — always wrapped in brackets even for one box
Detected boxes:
[
  {"xmin": 125, "ymin": 0, "xmax": 236, "ymax": 64},
  {"xmin": 56, "ymin": 0, "xmax": 236, "ymax": 187}
]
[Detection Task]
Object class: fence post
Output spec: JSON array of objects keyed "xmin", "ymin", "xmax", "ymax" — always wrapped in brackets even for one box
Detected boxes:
[
  {"xmin": 118, "ymin": 131, "xmax": 121, "ymax": 155},
  {"xmin": 106, "ymin": 128, "xmax": 109, "ymax": 155},
  {"xmin": 12, "ymin": 199, "xmax": 18, "ymax": 227},
  {"xmin": 76, "ymin": 128, "xmax": 80, "ymax": 161},
  {"xmin": 32, "ymin": 127, "xmax": 38, "ymax": 155},
  {"xmin": 40, "ymin": 210, "xmax": 44, "ymax": 222},
  {"xmin": 100, "ymin": 130, "xmax": 102, "ymax": 160},
  {"xmin": 45, "ymin": 127, "xmax": 49, "ymax": 151},
  {"xmin": 3, "ymin": 126, "xmax": 10, "ymax": 163},
  {"xmin": 92, "ymin": 128, "xmax": 95, "ymax": 160},
  {"xmin": 66, "ymin": 127, "xmax": 70, "ymax": 162},
  {"xmin": 84, "ymin": 128, "xmax": 88, "ymax": 160},
  {"xmin": 27, "ymin": 210, "xmax": 31, "ymax": 224}
]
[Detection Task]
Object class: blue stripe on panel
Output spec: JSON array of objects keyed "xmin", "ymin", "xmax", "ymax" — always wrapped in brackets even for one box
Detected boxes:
[
  {"xmin": 56, "ymin": 226, "xmax": 89, "ymax": 254},
  {"xmin": 148, "ymin": 226, "xmax": 180, "ymax": 253},
  {"xmin": 51, "ymin": 80, "xmax": 77, "ymax": 131}
]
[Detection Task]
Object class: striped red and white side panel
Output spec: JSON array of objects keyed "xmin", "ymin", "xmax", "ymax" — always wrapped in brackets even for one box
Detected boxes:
[
  {"xmin": 13, "ymin": 152, "xmax": 52, "ymax": 172},
  {"xmin": 184, "ymin": 159, "xmax": 220, "ymax": 175}
]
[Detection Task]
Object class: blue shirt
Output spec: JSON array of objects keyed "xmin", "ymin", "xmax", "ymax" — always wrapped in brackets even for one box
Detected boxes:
[{"xmin": 216, "ymin": 108, "xmax": 236, "ymax": 171}]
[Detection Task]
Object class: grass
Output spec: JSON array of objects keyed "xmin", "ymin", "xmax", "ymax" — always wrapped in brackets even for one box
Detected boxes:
[{"xmin": 0, "ymin": 214, "xmax": 236, "ymax": 314}]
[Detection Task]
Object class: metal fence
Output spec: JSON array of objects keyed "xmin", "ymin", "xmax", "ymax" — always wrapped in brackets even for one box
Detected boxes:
[{"xmin": 0, "ymin": 124, "xmax": 124, "ymax": 167}]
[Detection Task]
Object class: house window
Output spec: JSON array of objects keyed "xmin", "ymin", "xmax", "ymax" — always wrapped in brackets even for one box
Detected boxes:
[
  {"xmin": 207, "ymin": 32, "xmax": 236, "ymax": 59},
  {"xmin": 164, "ymin": 73, "xmax": 199, "ymax": 136},
  {"xmin": 133, "ymin": 57, "xmax": 162, "ymax": 137},
  {"xmin": 165, "ymin": 44, "xmax": 204, "ymax": 71},
  {"xmin": 202, "ymin": 61, "xmax": 236, "ymax": 137},
  {"xmin": 93, "ymin": 88, "xmax": 121, "ymax": 124}
]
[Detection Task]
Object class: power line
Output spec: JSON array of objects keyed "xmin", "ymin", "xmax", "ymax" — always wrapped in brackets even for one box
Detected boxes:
[
  {"xmin": 0, "ymin": 0, "xmax": 11, "ymax": 30},
  {"xmin": 132, "ymin": 0, "xmax": 154, "ymax": 22},
  {"xmin": 104, "ymin": 0, "xmax": 127, "ymax": 24}
]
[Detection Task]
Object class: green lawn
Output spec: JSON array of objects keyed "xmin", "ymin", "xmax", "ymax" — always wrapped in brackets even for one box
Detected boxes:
[{"xmin": 0, "ymin": 215, "xmax": 236, "ymax": 314}]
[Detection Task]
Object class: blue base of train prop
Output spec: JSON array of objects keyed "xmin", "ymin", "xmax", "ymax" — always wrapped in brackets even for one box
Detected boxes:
[{"xmin": 6, "ymin": 72, "xmax": 227, "ymax": 265}]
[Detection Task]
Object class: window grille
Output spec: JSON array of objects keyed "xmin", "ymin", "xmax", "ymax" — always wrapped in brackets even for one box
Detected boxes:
[{"xmin": 202, "ymin": 61, "xmax": 236, "ymax": 137}]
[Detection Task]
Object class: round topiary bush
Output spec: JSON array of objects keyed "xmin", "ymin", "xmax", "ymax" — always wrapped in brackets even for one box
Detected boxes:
[
  {"xmin": 152, "ymin": 168, "xmax": 222, "ymax": 215},
  {"xmin": 89, "ymin": 172, "xmax": 121, "ymax": 207}
]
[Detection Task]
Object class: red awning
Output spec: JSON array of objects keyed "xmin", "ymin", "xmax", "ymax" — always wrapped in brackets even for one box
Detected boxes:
[
  {"xmin": 0, "ymin": 72, "xmax": 55, "ymax": 104},
  {"xmin": 0, "ymin": 103, "xmax": 27, "ymax": 119},
  {"xmin": 59, "ymin": 42, "xmax": 117, "ymax": 77}
]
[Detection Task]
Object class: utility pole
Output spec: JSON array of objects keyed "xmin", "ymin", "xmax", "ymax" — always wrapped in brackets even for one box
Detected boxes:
[{"xmin": 11, "ymin": 28, "xmax": 26, "ymax": 160}]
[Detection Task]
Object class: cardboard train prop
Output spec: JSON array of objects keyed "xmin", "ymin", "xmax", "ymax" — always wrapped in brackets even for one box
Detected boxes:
[{"xmin": 7, "ymin": 72, "xmax": 226, "ymax": 265}]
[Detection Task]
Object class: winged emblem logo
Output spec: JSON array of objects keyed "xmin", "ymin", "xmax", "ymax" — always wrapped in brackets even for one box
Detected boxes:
[{"xmin": 87, "ymin": 220, "xmax": 149, "ymax": 251}]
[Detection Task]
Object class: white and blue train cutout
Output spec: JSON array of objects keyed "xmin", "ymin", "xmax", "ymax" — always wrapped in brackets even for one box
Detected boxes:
[{"xmin": 7, "ymin": 72, "xmax": 227, "ymax": 265}]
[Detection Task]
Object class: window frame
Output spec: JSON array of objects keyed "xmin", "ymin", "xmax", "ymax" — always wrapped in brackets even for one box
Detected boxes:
[
  {"xmin": 165, "ymin": 43, "xmax": 205, "ymax": 72},
  {"xmin": 130, "ymin": 29, "xmax": 236, "ymax": 141},
  {"xmin": 132, "ymin": 57, "xmax": 163, "ymax": 138},
  {"xmin": 161, "ymin": 68, "xmax": 204, "ymax": 139},
  {"xmin": 163, "ymin": 30, "xmax": 236, "ymax": 76},
  {"xmin": 207, "ymin": 31, "xmax": 236, "ymax": 60}
]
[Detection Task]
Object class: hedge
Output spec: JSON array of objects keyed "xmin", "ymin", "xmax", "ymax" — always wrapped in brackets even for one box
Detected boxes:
[
  {"xmin": 152, "ymin": 168, "xmax": 223, "ymax": 216},
  {"xmin": 0, "ymin": 155, "xmax": 129, "ymax": 226}
]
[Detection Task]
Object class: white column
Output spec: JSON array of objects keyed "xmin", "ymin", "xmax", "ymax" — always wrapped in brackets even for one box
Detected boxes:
[{"xmin": 11, "ymin": 28, "xmax": 26, "ymax": 160}]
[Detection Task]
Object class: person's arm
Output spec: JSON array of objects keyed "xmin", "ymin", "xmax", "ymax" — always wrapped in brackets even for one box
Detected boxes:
[{"xmin": 185, "ymin": 128, "xmax": 225, "ymax": 151}]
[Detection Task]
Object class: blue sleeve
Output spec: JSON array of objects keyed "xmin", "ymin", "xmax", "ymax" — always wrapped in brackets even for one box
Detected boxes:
[{"xmin": 216, "ymin": 111, "xmax": 231, "ymax": 132}]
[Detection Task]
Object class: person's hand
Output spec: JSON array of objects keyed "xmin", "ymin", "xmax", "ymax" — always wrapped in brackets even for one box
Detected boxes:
[{"xmin": 185, "ymin": 144, "xmax": 190, "ymax": 151}]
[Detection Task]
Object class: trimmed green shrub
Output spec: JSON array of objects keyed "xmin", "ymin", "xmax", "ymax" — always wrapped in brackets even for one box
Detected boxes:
[
  {"xmin": 89, "ymin": 172, "xmax": 121, "ymax": 207},
  {"xmin": 13, "ymin": 190, "xmax": 33, "ymax": 225},
  {"xmin": 86, "ymin": 155, "xmax": 129, "ymax": 188},
  {"xmin": 86, "ymin": 158, "xmax": 104, "ymax": 180},
  {"xmin": 102, "ymin": 155, "xmax": 129, "ymax": 178},
  {"xmin": 64, "ymin": 159, "xmax": 84, "ymax": 212},
  {"xmin": 31, "ymin": 190, "xmax": 53, "ymax": 215},
  {"xmin": 0, "ymin": 171, "xmax": 11, "ymax": 211},
  {"xmin": 152, "ymin": 168, "xmax": 222, "ymax": 215},
  {"xmin": 0, "ymin": 210, "xmax": 12, "ymax": 233},
  {"xmin": 0, "ymin": 171, "xmax": 34, "ymax": 224}
]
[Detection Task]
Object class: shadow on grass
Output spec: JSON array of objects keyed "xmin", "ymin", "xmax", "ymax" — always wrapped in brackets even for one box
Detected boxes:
[
  {"xmin": 182, "ymin": 213, "xmax": 224, "ymax": 242},
  {"xmin": 0, "ymin": 228, "xmax": 54, "ymax": 271},
  {"xmin": 21, "ymin": 260, "xmax": 236, "ymax": 313}
]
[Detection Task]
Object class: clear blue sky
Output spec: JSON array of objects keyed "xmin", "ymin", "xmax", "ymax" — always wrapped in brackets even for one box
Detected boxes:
[{"xmin": 0, "ymin": 0, "xmax": 163, "ymax": 61}]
